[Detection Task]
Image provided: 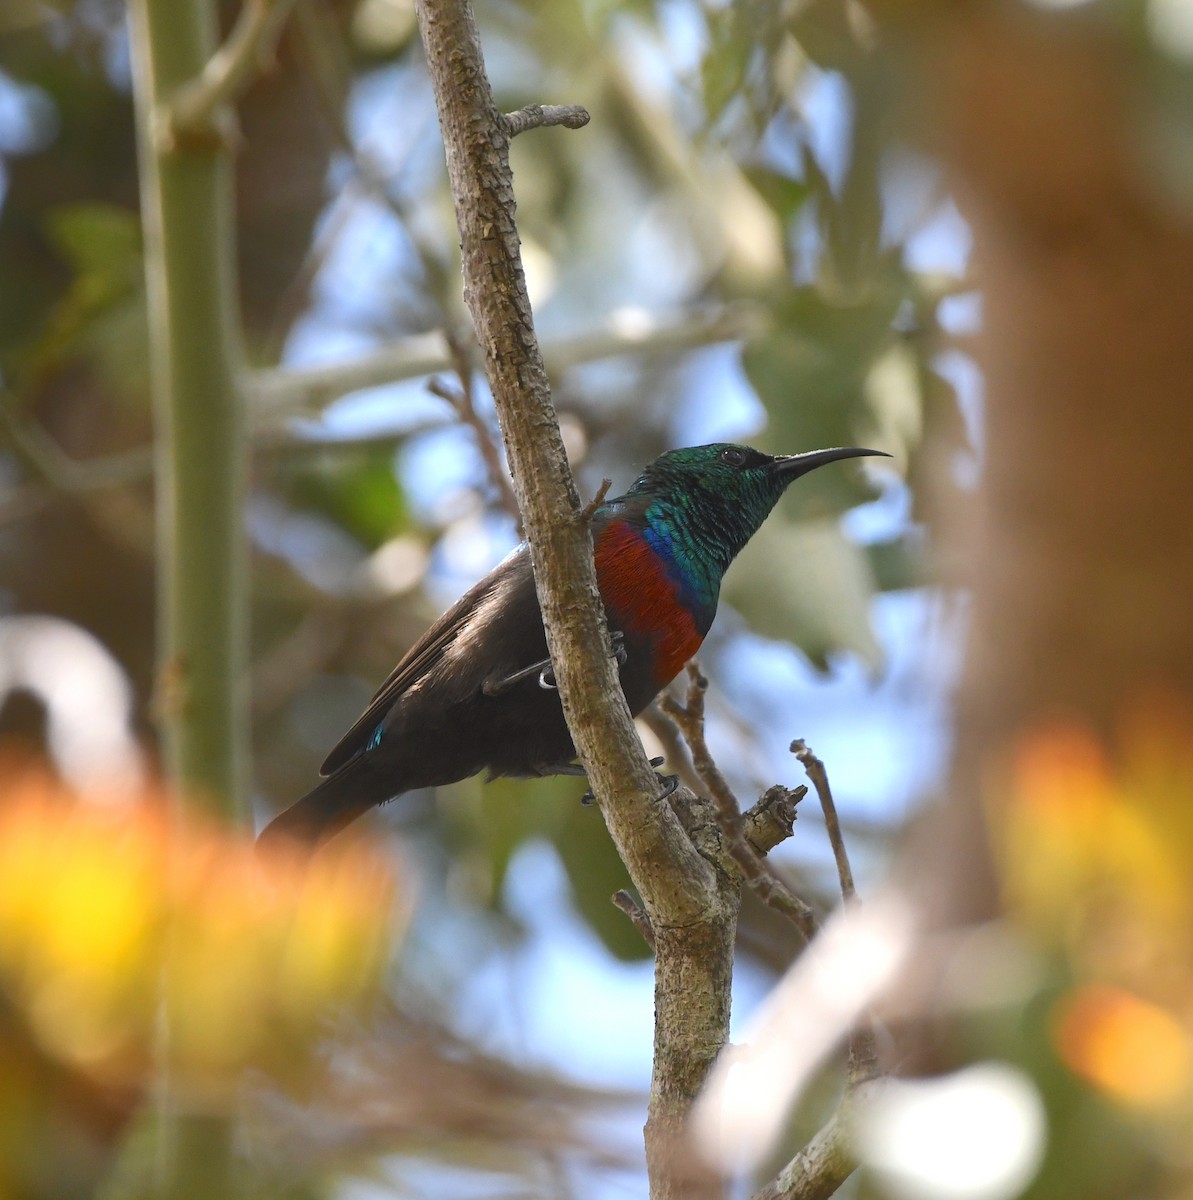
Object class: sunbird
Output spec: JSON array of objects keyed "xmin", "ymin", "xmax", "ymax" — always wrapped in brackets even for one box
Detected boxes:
[{"xmin": 259, "ymin": 442, "xmax": 886, "ymax": 850}]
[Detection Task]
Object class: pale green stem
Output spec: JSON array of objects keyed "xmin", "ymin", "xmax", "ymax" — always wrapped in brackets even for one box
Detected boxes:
[
  {"xmin": 129, "ymin": 0, "xmax": 247, "ymax": 817},
  {"xmin": 127, "ymin": 0, "xmax": 247, "ymax": 1193}
]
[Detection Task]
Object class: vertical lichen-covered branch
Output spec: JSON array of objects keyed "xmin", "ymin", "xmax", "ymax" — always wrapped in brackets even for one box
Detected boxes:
[
  {"xmin": 413, "ymin": 1, "xmax": 735, "ymax": 1194},
  {"xmin": 413, "ymin": 0, "xmax": 682, "ymax": 872}
]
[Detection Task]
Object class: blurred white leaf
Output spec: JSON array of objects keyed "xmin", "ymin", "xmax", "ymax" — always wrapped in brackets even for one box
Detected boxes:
[
  {"xmin": 0, "ymin": 616, "xmax": 144, "ymax": 797},
  {"xmin": 694, "ymin": 894, "xmax": 915, "ymax": 1171},
  {"xmin": 855, "ymin": 1062, "xmax": 1047, "ymax": 1200}
]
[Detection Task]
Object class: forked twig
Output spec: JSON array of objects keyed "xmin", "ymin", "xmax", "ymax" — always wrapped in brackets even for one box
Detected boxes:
[
  {"xmin": 168, "ymin": 0, "xmax": 300, "ymax": 143},
  {"xmin": 661, "ymin": 663, "xmax": 816, "ymax": 939}
]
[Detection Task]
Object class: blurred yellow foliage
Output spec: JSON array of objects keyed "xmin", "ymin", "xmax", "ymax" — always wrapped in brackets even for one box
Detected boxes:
[
  {"xmin": 993, "ymin": 699, "xmax": 1193, "ymax": 1112},
  {"xmin": 0, "ymin": 767, "xmax": 401, "ymax": 1097}
]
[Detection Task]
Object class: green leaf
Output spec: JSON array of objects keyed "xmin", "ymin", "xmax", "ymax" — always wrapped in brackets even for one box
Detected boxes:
[
  {"xmin": 724, "ymin": 515, "xmax": 882, "ymax": 672},
  {"xmin": 865, "ymin": 533, "xmax": 928, "ymax": 593},
  {"xmin": 702, "ymin": 6, "xmax": 756, "ymax": 122},
  {"xmin": 550, "ymin": 796, "xmax": 653, "ymax": 962},
  {"xmin": 442, "ymin": 774, "xmax": 649, "ymax": 961},
  {"xmin": 742, "ymin": 287, "xmax": 899, "ymax": 511},
  {"xmin": 864, "ymin": 341, "xmax": 922, "ymax": 463},
  {"xmin": 787, "ymin": 0, "xmax": 868, "ymax": 74},
  {"xmin": 442, "ymin": 775, "xmax": 568, "ymax": 908},
  {"xmin": 743, "ymin": 164, "xmax": 811, "ymax": 228},
  {"xmin": 908, "ymin": 361, "xmax": 972, "ymax": 526},
  {"xmin": 284, "ymin": 449, "xmax": 411, "ymax": 549},
  {"xmin": 45, "ymin": 202, "xmax": 142, "ymax": 282},
  {"xmin": 29, "ymin": 203, "xmax": 148, "ymax": 402}
]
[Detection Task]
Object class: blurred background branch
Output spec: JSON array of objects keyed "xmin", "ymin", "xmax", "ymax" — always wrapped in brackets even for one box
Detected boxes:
[
  {"xmin": 247, "ymin": 305, "xmax": 764, "ymax": 417},
  {"xmin": 168, "ymin": 0, "xmax": 299, "ymax": 138}
]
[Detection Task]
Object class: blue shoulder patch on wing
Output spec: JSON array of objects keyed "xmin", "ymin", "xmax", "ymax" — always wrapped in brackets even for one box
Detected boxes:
[{"xmin": 366, "ymin": 724, "xmax": 384, "ymax": 752}]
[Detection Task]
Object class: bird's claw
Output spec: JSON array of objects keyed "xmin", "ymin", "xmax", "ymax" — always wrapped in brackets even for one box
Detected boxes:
[
  {"xmin": 650, "ymin": 756, "xmax": 679, "ymax": 800},
  {"xmin": 546, "ymin": 632, "xmax": 624, "ymax": 689},
  {"xmin": 494, "ymin": 630, "xmax": 625, "ymax": 695},
  {"xmin": 579, "ymin": 757, "xmax": 675, "ymax": 806},
  {"xmin": 611, "ymin": 629, "xmax": 628, "ymax": 667}
]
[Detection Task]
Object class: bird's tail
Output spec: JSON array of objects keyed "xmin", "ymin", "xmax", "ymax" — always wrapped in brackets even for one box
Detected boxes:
[{"xmin": 256, "ymin": 757, "xmax": 397, "ymax": 854}]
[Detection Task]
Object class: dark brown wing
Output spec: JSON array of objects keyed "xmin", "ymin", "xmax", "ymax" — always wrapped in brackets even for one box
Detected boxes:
[{"xmin": 319, "ymin": 544, "xmax": 535, "ymax": 775}]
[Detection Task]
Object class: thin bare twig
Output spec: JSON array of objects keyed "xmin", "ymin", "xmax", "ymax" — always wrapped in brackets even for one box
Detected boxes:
[
  {"xmin": 792, "ymin": 739, "xmax": 856, "ymax": 903},
  {"xmin": 288, "ymin": 3, "xmax": 460, "ymax": 332},
  {"xmin": 730, "ymin": 850, "xmax": 816, "ymax": 938},
  {"xmin": 612, "ymin": 889, "xmax": 656, "ymax": 950},
  {"xmin": 661, "ymin": 663, "xmax": 817, "ymax": 939},
  {"xmin": 502, "ymin": 104, "xmax": 590, "ymax": 138},
  {"xmin": 579, "ymin": 478, "xmax": 611, "ymax": 523},
  {"xmin": 790, "ymin": 739, "xmax": 880, "ymax": 1086},
  {"xmin": 639, "ymin": 701, "xmax": 702, "ymax": 795},
  {"xmin": 657, "ymin": 664, "xmax": 732, "ymax": 807}
]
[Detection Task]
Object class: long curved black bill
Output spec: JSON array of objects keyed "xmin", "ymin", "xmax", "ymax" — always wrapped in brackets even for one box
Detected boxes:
[{"xmin": 770, "ymin": 446, "xmax": 890, "ymax": 480}]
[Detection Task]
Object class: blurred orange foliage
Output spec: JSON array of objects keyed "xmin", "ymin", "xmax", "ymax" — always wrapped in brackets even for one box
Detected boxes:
[
  {"xmin": 994, "ymin": 697, "xmax": 1193, "ymax": 1113},
  {"xmin": 1053, "ymin": 984, "xmax": 1190, "ymax": 1110}
]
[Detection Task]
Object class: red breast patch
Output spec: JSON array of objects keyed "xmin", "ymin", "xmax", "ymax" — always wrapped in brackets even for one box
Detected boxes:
[{"xmin": 594, "ymin": 521, "xmax": 704, "ymax": 685}]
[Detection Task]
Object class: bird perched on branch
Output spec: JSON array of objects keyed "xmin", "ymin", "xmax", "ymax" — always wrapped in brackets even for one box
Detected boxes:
[{"xmin": 258, "ymin": 442, "xmax": 886, "ymax": 851}]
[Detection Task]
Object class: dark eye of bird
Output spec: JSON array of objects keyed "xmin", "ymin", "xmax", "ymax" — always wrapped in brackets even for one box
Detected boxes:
[{"xmin": 719, "ymin": 447, "xmax": 747, "ymax": 467}]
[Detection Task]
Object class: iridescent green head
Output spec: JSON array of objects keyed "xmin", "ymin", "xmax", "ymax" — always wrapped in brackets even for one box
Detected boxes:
[
  {"xmin": 628, "ymin": 444, "xmax": 878, "ymax": 547},
  {"xmin": 623, "ymin": 441, "xmax": 887, "ymax": 569}
]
